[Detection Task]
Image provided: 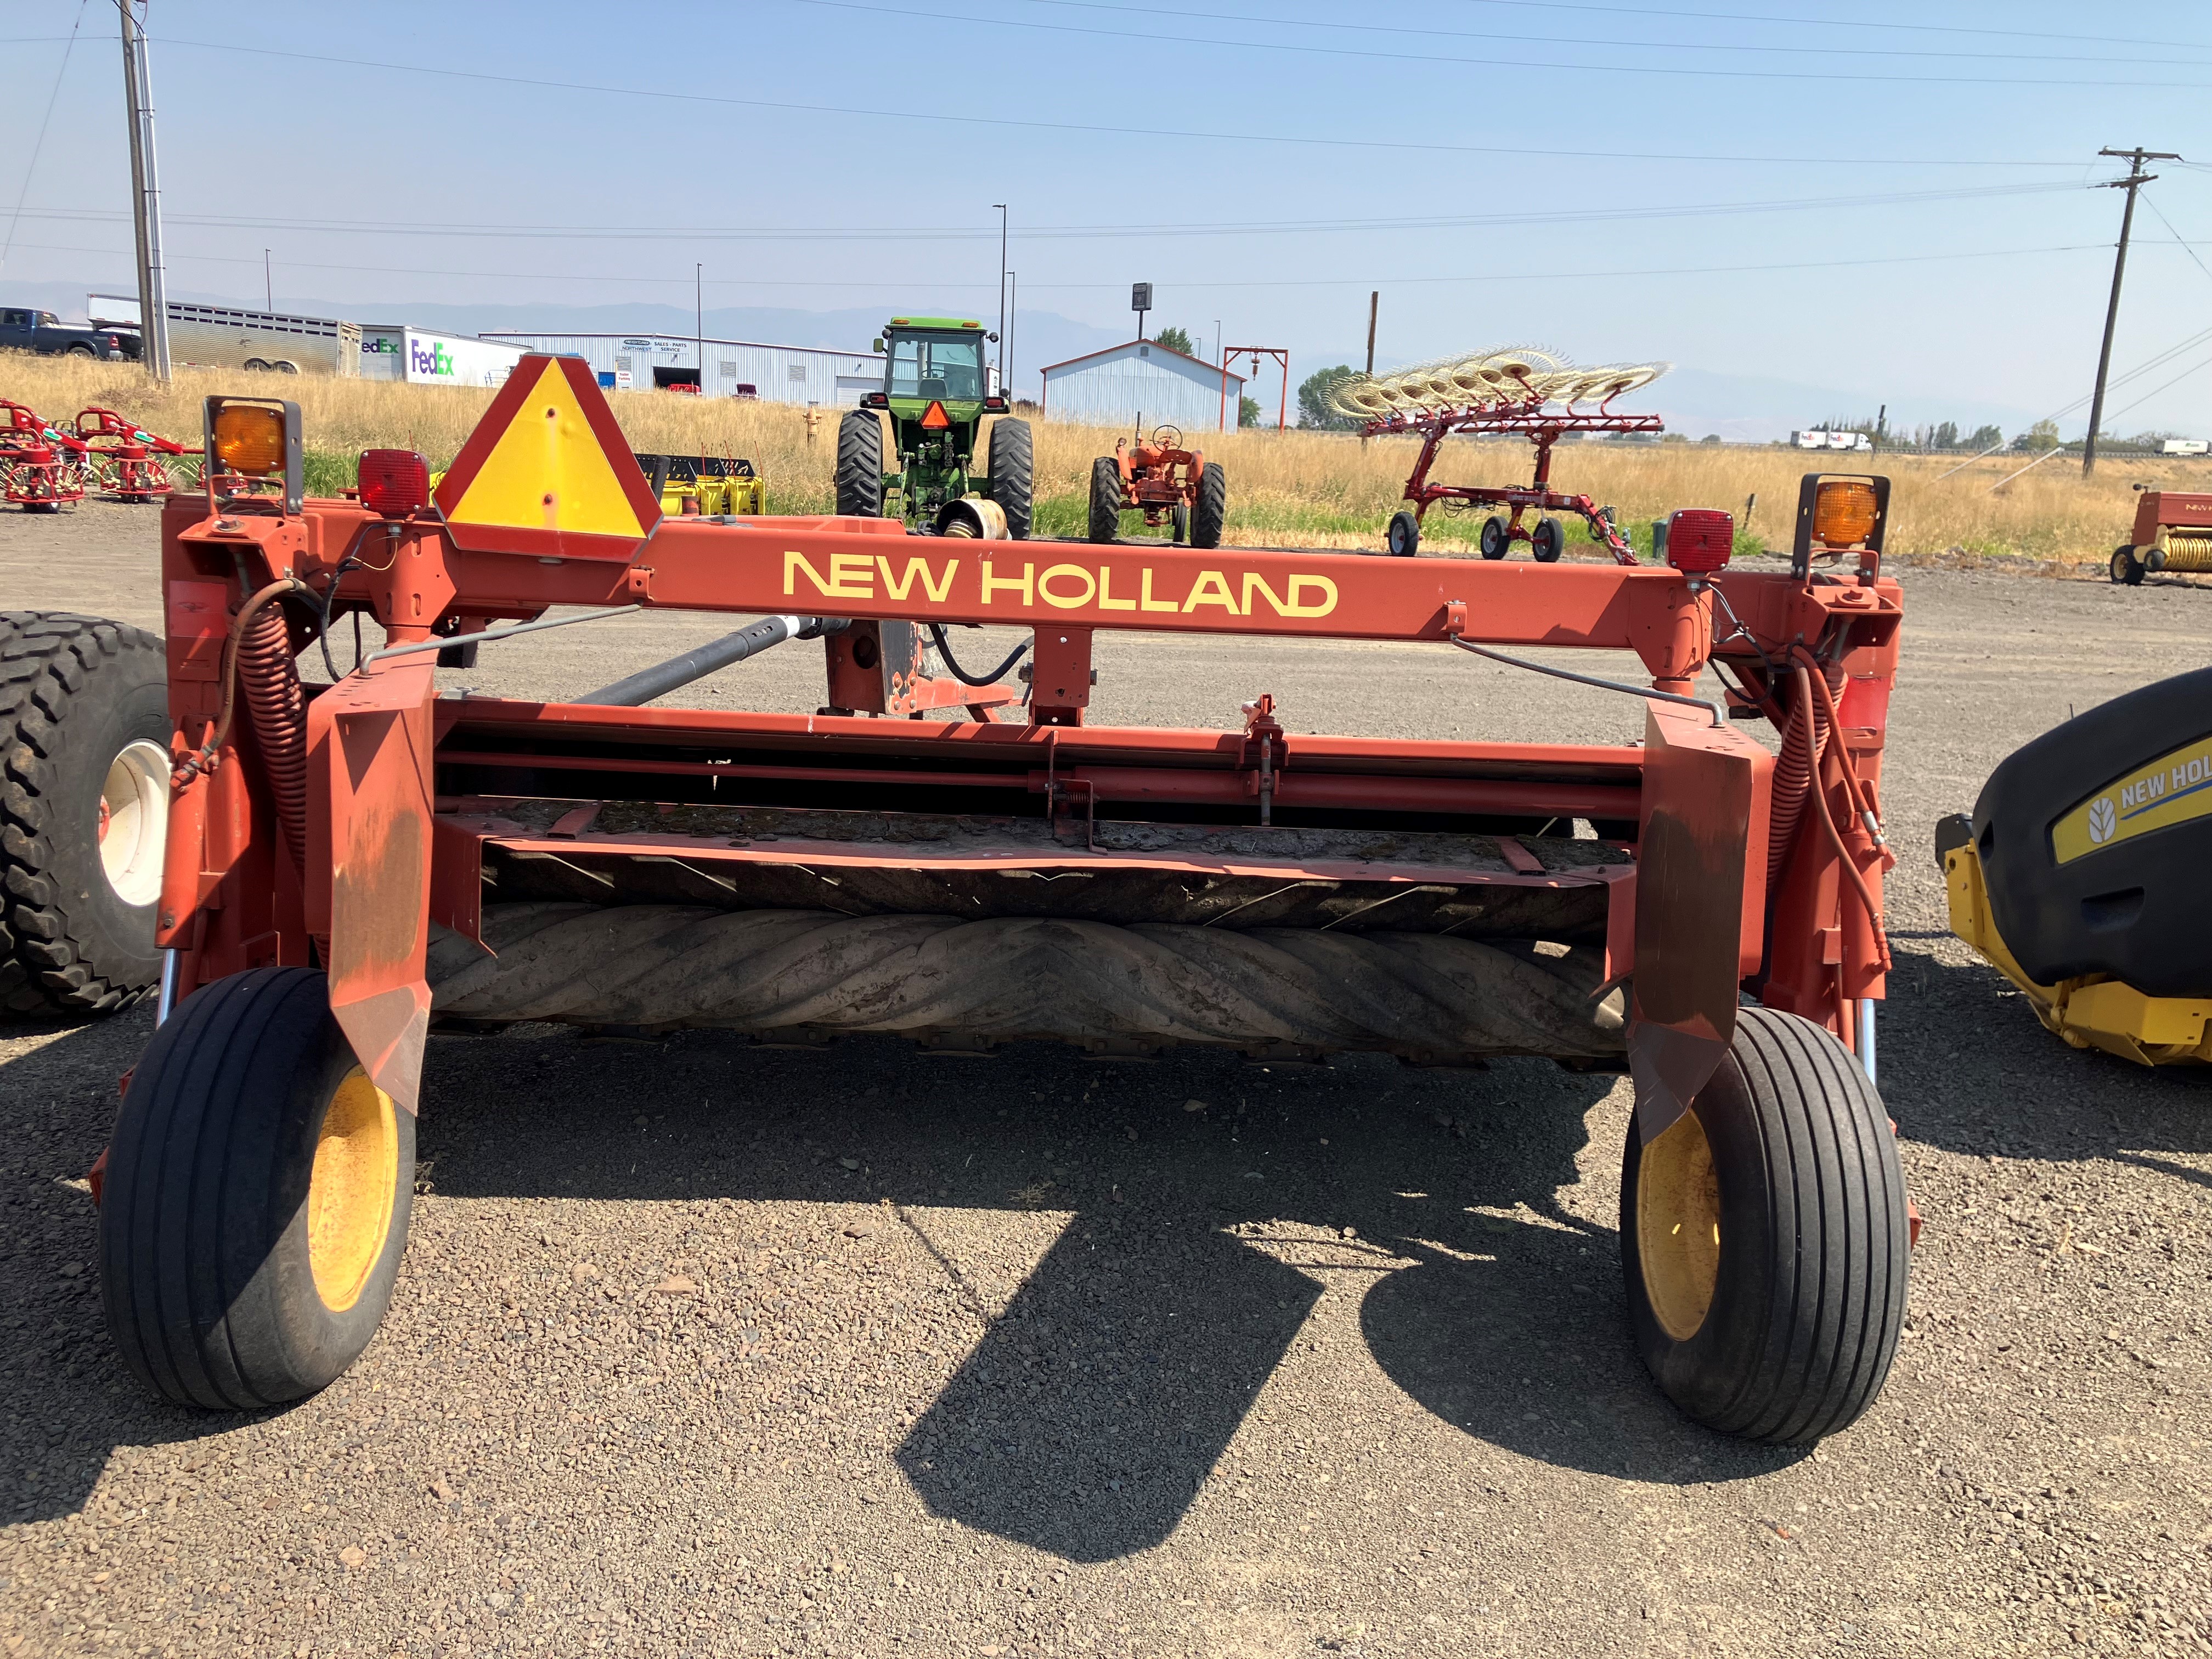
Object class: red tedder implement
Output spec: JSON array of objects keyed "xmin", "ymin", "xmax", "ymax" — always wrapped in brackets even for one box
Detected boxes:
[
  {"xmin": 75, "ymin": 405, "xmax": 199, "ymax": 502},
  {"xmin": 1, "ymin": 400, "xmax": 89, "ymax": 511},
  {"xmin": 33, "ymin": 362, "xmax": 1911, "ymax": 1443}
]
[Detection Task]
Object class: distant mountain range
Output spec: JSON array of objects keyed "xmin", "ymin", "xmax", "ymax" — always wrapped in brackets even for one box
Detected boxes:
[{"xmin": 4, "ymin": 278, "xmax": 2045, "ymax": 442}]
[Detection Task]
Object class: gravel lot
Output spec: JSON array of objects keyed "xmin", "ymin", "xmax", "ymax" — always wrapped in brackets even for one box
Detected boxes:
[{"xmin": 3, "ymin": 499, "xmax": 2208, "ymax": 1658}]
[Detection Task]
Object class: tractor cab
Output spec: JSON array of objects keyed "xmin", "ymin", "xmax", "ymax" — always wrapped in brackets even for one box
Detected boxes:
[{"xmin": 839, "ymin": 314, "xmax": 1032, "ymax": 538}]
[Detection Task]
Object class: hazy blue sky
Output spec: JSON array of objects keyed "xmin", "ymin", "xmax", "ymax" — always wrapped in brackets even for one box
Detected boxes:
[{"xmin": 3, "ymin": 1, "xmax": 2210, "ymax": 435}]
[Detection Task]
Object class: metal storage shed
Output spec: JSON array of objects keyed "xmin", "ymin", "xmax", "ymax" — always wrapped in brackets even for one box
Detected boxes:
[{"xmin": 1040, "ymin": 340, "xmax": 1245, "ymax": 432}]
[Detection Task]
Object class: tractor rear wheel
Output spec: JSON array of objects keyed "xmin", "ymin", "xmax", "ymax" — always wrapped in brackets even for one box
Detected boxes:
[
  {"xmin": 2110, "ymin": 544, "xmax": 2144, "ymax": 585},
  {"xmin": 1190, "ymin": 462, "xmax": 1228, "ymax": 550},
  {"xmin": 1621, "ymin": 1006, "xmax": 1908, "ymax": 1443},
  {"xmin": 1, "ymin": 611, "xmax": 169, "ymax": 1017},
  {"xmin": 835, "ymin": 410, "xmax": 885, "ymax": 517},
  {"xmin": 1386, "ymin": 509, "xmax": 1421, "ymax": 557},
  {"xmin": 100, "ymin": 967, "xmax": 415, "ymax": 1408},
  {"xmin": 1531, "ymin": 516, "xmax": 1566, "ymax": 563},
  {"xmin": 987, "ymin": 417, "xmax": 1034, "ymax": 540},
  {"xmin": 1087, "ymin": 458, "xmax": 1123, "ymax": 544},
  {"xmin": 1479, "ymin": 515, "xmax": 1510, "ymax": 560}
]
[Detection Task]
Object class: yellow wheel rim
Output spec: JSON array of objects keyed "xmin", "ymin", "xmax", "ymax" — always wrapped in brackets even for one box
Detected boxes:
[
  {"xmin": 308, "ymin": 1068, "xmax": 398, "ymax": 1312},
  {"xmin": 1637, "ymin": 1107, "xmax": 1722, "ymax": 1342}
]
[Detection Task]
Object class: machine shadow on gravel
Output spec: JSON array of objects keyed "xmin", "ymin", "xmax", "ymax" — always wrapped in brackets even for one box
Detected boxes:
[
  {"xmin": 1878, "ymin": 944, "xmax": 2212, "ymax": 1170},
  {"xmin": 0, "ymin": 1008, "xmax": 257, "ymax": 1526},
  {"xmin": 411, "ymin": 1029, "xmax": 1759, "ymax": 1559}
]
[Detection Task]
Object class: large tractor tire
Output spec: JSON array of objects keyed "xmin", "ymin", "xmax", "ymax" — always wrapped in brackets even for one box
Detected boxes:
[
  {"xmin": 1087, "ymin": 458, "xmax": 1123, "ymax": 544},
  {"xmin": 986, "ymin": 417, "xmax": 1034, "ymax": 540},
  {"xmin": 1190, "ymin": 462, "xmax": 1228, "ymax": 551},
  {"xmin": 834, "ymin": 410, "xmax": 886, "ymax": 517},
  {"xmin": 100, "ymin": 967, "xmax": 415, "ymax": 1408},
  {"xmin": 1620, "ymin": 1006, "xmax": 1908, "ymax": 1443},
  {"xmin": 1, "ymin": 612, "xmax": 170, "ymax": 1018}
]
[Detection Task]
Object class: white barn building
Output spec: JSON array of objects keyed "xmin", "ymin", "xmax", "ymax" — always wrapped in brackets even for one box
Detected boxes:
[
  {"xmin": 1040, "ymin": 340, "xmax": 1245, "ymax": 432},
  {"xmin": 481, "ymin": 331, "xmax": 882, "ymax": 405}
]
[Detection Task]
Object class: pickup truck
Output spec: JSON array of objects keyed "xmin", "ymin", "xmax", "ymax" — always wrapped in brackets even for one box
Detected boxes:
[{"xmin": 0, "ymin": 308, "xmax": 132, "ymax": 360}]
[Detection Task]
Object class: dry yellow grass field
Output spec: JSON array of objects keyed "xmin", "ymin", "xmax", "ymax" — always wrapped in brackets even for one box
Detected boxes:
[{"xmin": 5, "ymin": 349, "xmax": 2196, "ymax": 563}]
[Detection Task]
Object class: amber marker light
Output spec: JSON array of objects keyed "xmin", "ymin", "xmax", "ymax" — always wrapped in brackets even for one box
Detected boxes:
[
  {"xmin": 1812, "ymin": 479, "xmax": 1880, "ymax": 547},
  {"xmin": 213, "ymin": 402, "xmax": 286, "ymax": 475},
  {"xmin": 1791, "ymin": 472, "xmax": 1890, "ymax": 580}
]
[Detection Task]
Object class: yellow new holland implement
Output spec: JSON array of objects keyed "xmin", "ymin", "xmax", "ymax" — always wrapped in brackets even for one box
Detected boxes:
[{"xmin": 1938, "ymin": 664, "xmax": 2212, "ymax": 1065}]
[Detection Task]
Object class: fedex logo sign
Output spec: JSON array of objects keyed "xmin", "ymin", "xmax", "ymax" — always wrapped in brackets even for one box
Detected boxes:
[{"xmin": 410, "ymin": 340, "xmax": 456, "ymax": 379}]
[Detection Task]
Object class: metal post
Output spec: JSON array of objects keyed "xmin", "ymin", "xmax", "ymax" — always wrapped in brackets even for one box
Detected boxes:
[
  {"xmin": 264, "ymin": 249, "xmax": 272, "ymax": 311},
  {"xmin": 119, "ymin": 2, "xmax": 170, "ymax": 382},
  {"xmin": 2085, "ymin": 147, "xmax": 2180, "ymax": 476},
  {"xmin": 695, "ymin": 263, "xmax": 703, "ymax": 395},
  {"xmin": 993, "ymin": 204, "xmax": 1008, "ymax": 386},
  {"xmin": 1006, "ymin": 269, "xmax": 1016, "ymax": 404},
  {"xmin": 1360, "ymin": 290, "xmax": 1378, "ymax": 448}
]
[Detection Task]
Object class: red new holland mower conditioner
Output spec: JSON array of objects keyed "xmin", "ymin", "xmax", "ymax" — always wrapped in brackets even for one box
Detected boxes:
[{"xmin": 37, "ymin": 362, "xmax": 1909, "ymax": 1440}]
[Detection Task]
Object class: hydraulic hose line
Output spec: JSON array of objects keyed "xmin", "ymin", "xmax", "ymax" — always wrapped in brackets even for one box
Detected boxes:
[
  {"xmin": 927, "ymin": 622, "xmax": 1030, "ymax": 688},
  {"xmin": 234, "ymin": 595, "xmax": 311, "ymax": 872},
  {"xmin": 1795, "ymin": 662, "xmax": 1893, "ymax": 975},
  {"xmin": 1791, "ymin": 645, "xmax": 1888, "ymax": 853}
]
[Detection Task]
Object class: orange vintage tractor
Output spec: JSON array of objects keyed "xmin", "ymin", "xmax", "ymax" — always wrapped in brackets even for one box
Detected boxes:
[{"xmin": 1088, "ymin": 424, "xmax": 1226, "ymax": 548}]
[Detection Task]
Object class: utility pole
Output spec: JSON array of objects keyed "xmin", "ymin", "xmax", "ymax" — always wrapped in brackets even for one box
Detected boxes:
[
  {"xmin": 993, "ymin": 204, "xmax": 1008, "ymax": 390},
  {"xmin": 119, "ymin": 1, "xmax": 170, "ymax": 382},
  {"xmin": 264, "ymin": 249, "xmax": 272, "ymax": 312},
  {"xmin": 2084, "ymin": 146, "xmax": 2181, "ymax": 475},
  {"xmin": 695, "ymin": 262, "xmax": 703, "ymax": 393},
  {"xmin": 1006, "ymin": 269, "xmax": 1017, "ymax": 403},
  {"xmin": 1361, "ymin": 290, "xmax": 1379, "ymax": 448}
]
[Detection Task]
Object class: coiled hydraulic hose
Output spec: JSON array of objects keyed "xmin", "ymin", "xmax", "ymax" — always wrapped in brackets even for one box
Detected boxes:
[
  {"xmin": 235, "ymin": 597, "xmax": 309, "ymax": 870},
  {"xmin": 1794, "ymin": 660, "xmax": 1893, "ymax": 974},
  {"xmin": 172, "ymin": 577, "xmax": 311, "ymax": 873}
]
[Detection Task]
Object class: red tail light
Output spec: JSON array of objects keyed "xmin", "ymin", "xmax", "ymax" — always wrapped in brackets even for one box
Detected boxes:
[
  {"xmin": 1665, "ymin": 508, "xmax": 1734, "ymax": 574},
  {"xmin": 358, "ymin": 449, "xmax": 430, "ymax": 516}
]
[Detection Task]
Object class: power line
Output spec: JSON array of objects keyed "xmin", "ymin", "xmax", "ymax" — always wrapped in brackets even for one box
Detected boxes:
[
  {"xmin": 8, "ymin": 238, "xmax": 2103, "ymax": 293},
  {"xmin": 0, "ymin": 179, "xmax": 2091, "ymax": 245},
  {"xmin": 1451, "ymin": 0, "xmax": 2210, "ymax": 51},
  {"xmin": 0, "ymin": 2, "xmax": 89, "ymax": 273},
  {"xmin": 791, "ymin": 0, "xmax": 2212, "ymax": 86},
  {"xmin": 1007, "ymin": 0, "xmax": 2207, "ymax": 63},
  {"xmin": 120, "ymin": 36, "xmax": 2103, "ymax": 168}
]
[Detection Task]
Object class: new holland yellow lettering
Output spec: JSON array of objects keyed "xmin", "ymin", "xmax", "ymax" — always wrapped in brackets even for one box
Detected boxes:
[
  {"xmin": 1038, "ymin": 564, "xmax": 1097, "ymax": 610},
  {"xmin": 981, "ymin": 560, "xmax": 1035, "ymax": 606},
  {"xmin": 785, "ymin": 549, "xmax": 874, "ymax": 601},
  {"xmin": 1097, "ymin": 565, "xmax": 1136, "ymax": 611},
  {"xmin": 1181, "ymin": 571, "xmax": 1239, "ymax": 614},
  {"xmin": 1138, "ymin": 568, "xmax": 1179, "ymax": 612},
  {"xmin": 1286, "ymin": 574, "xmax": 1338, "ymax": 617},
  {"xmin": 877, "ymin": 555, "xmax": 960, "ymax": 602}
]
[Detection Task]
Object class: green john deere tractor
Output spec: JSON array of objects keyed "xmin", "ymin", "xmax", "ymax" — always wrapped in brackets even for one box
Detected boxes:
[{"xmin": 836, "ymin": 316, "xmax": 1032, "ymax": 538}]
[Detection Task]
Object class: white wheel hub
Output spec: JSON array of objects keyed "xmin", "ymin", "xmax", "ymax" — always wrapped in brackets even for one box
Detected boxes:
[{"xmin": 100, "ymin": 739, "xmax": 169, "ymax": 908}]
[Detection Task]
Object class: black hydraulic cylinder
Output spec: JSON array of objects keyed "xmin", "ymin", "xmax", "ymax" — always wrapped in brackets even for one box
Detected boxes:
[{"xmin": 577, "ymin": 614, "xmax": 827, "ymax": 706}]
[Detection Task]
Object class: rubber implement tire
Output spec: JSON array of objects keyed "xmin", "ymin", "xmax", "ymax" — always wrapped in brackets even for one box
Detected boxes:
[
  {"xmin": 1, "ymin": 612, "xmax": 169, "ymax": 1017},
  {"xmin": 1531, "ymin": 516, "xmax": 1566, "ymax": 563},
  {"xmin": 834, "ymin": 410, "xmax": 885, "ymax": 517},
  {"xmin": 1621, "ymin": 1006, "xmax": 1909, "ymax": 1444},
  {"xmin": 100, "ymin": 967, "xmax": 416, "ymax": 1409},
  {"xmin": 1386, "ymin": 509, "xmax": 1421, "ymax": 558},
  {"xmin": 986, "ymin": 417, "xmax": 1034, "ymax": 540},
  {"xmin": 1190, "ymin": 462, "xmax": 1228, "ymax": 551},
  {"xmin": 1088, "ymin": 457, "xmax": 1124, "ymax": 544},
  {"xmin": 2110, "ymin": 544, "xmax": 2143, "ymax": 585},
  {"xmin": 1479, "ymin": 515, "xmax": 1510, "ymax": 560}
]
